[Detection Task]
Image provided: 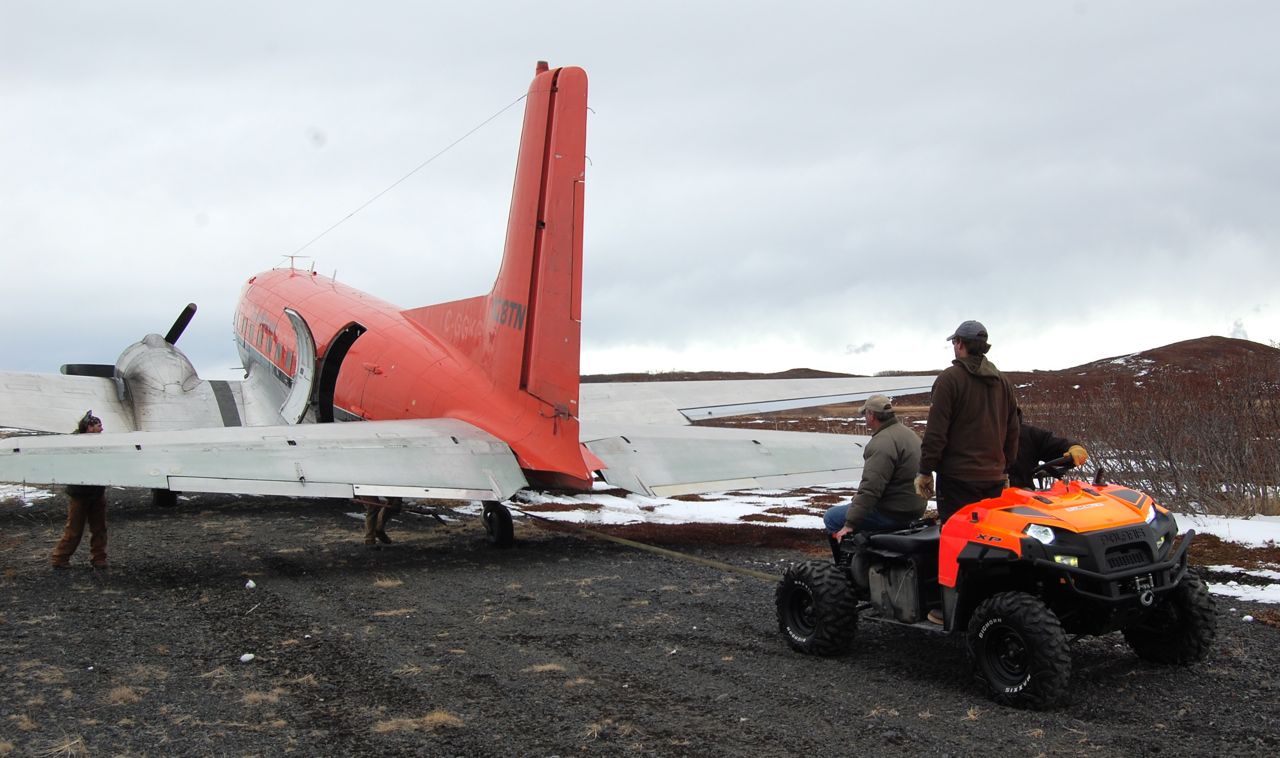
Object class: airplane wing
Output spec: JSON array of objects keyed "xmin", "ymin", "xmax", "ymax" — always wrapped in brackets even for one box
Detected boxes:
[
  {"xmin": 0, "ymin": 371, "xmax": 136, "ymax": 434},
  {"xmin": 0, "ymin": 418, "xmax": 527, "ymax": 501},
  {"xmin": 581, "ymin": 422, "xmax": 867, "ymax": 497},
  {"xmin": 578, "ymin": 375, "xmax": 935, "ymax": 425},
  {"xmin": 575, "ymin": 376, "xmax": 937, "ymax": 497}
]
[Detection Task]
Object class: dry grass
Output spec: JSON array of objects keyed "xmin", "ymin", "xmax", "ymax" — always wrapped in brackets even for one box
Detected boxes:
[
  {"xmin": 371, "ymin": 608, "xmax": 415, "ymax": 617},
  {"xmin": 372, "ymin": 710, "xmax": 464, "ymax": 734},
  {"xmin": 392, "ymin": 664, "xmax": 423, "ymax": 677},
  {"xmin": 32, "ymin": 735, "xmax": 87, "ymax": 757},
  {"xmin": 763, "ymin": 506, "xmax": 822, "ymax": 517},
  {"xmin": 11, "ymin": 714, "xmax": 37, "ymax": 731},
  {"xmin": 0, "ymin": 740, "xmax": 13, "ymax": 756},
  {"xmin": 373, "ymin": 577, "xmax": 404, "ymax": 588},
  {"xmin": 738, "ymin": 514, "xmax": 786, "ymax": 523},
  {"xmin": 104, "ymin": 686, "xmax": 142, "ymax": 705},
  {"xmin": 520, "ymin": 663, "xmax": 566, "ymax": 673},
  {"xmin": 564, "ymin": 677, "xmax": 593, "ymax": 688},
  {"xmin": 127, "ymin": 664, "xmax": 169, "ymax": 681},
  {"xmin": 199, "ymin": 666, "xmax": 233, "ymax": 680},
  {"xmin": 291, "ymin": 674, "xmax": 320, "ymax": 687},
  {"xmin": 241, "ymin": 688, "xmax": 286, "ymax": 705},
  {"xmin": 519, "ymin": 501, "xmax": 603, "ymax": 513},
  {"xmin": 585, "ymin": 718, "xmax": 635, "ymax": 740}
]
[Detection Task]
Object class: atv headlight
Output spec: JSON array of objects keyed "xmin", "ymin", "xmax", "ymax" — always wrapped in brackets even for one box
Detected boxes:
[
  {"xmin": 1025, "ymin": 524, "xmax": 1056, "ymax": 545},
  {"xmin": 1144, "ymin": 506, "xmax": 1156, "ymax": 524},
  {"xmin": 1054, "ymin": 554, "xmax": 1079, "ymax": 567}
]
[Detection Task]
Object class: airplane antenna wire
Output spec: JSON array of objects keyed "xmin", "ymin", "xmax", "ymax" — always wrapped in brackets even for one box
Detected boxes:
[{"xmin": 286, "ymin": 93, "xmax": 529, "ymax": 258}]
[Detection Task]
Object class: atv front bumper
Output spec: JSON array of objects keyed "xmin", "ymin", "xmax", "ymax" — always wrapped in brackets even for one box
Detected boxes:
[{"xmin": 1023, "ymin": 530, "xmax": 1195, "ymax": 606}]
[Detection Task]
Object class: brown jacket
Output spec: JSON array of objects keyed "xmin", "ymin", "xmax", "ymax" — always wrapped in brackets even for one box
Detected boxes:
[
  {"xmin": 920, "ymin": 355, "xmax": 1020, "ymax": 481},
  {"xmin": 845, "ymin": 417, "xmax": 927, "ymax": 528}
]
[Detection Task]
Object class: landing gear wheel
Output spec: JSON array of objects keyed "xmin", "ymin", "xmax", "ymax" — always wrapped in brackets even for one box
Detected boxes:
[
  {"xmin": 152, "ymin": 488, "xmax": 178, "ymax": 508},
  {"xmin": 481, "ymin": 501, "xmax": 514, "ymax": 549},
  {"xmin": 775, "ymin": 560, "xmax": 858, "ymax": 656},
  {"xmin": 967, "ymin": 591, "xmax": 1072, "ymax": 710},
  {"xmin": 1123, "ymin": 570, "xmax": 1217, "ymax": 664}
]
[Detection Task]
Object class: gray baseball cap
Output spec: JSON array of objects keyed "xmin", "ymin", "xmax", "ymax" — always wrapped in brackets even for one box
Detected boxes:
[
  {"xmin": 861, "ymin": 394, "xmax": 893, "ymax": 414},
  {"xmin": 946, "ymin": 320, "xmax": 988, "ymax": 342}
]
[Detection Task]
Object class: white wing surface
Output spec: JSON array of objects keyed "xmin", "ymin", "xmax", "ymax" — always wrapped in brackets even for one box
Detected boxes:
[
  {"xmin": 579, "ymin": 376, "xmax": 934, "ymax": 425},
  {"xmin": 581, "ymin": 422, "xmax": 868, "ymax": 497},
  {"xmin": 0, "ymin": 372, "xmax": 136, "ymax": 433},
  {"xmin": 0, "ymin": 418, "xmax": 526, "ymax": 501}
]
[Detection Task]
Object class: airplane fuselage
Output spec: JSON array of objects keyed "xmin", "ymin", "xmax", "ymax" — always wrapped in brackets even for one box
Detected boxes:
[{"xmin": 232, "ymin": 268, "xmax": 592, "ymax": 484}]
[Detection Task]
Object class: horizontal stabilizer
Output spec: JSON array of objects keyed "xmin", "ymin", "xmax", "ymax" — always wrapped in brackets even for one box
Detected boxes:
[
  {"xmin": 0, "ymin": 419, "xmax": 527, "ymax": 502},
  {"xmin": 581, "ymin": 422, "xmax": 867, "ymax": 497}
]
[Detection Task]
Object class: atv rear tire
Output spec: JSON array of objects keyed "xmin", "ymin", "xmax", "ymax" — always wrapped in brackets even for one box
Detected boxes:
[
  {"xmin": 1123, "ymin": 570, "xmax": 1217, "ymax": 664},
  {"xmin": 776, "ymin": 560, "xmax": 857, "ymax": 656},
  {"xmin": 967, "ymin": 591, "xmax": 1072, "ymax": 710}
]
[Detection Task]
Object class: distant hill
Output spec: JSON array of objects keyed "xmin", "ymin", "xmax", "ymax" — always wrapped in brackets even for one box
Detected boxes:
[
  {"xmin": 1005, "ymin": 336, "xmax": 1280, "ymax": 407},
  {"xmin": 581, "ymin": 367, "xmax": 859, "ymax": 383},
  {"xmin": 584, "ymin": 336, "xmax": 1279, "ymax": 408}
]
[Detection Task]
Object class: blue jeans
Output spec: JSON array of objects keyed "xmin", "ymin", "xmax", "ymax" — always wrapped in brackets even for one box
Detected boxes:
[{"xmin": 823, "ymin": 504, "xmax": 912, "ymax": 534}]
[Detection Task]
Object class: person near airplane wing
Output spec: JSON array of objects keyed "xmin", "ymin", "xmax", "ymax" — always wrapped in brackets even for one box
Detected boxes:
[{"xmin": 50, "ymin": 411, "xmax": 110, "ymax": 569}]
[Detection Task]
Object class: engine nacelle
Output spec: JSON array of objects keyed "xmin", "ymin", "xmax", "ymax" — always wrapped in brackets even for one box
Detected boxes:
[{"xmin": 116, "ymin": 334, "xmax": 202, "ymax": 394}]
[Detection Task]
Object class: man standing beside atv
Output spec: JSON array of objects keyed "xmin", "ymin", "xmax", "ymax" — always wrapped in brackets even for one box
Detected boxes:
[
  {"xmin": 824, "ymin": 395, "xmax": 926, "ymax": 555},
  {"xmin": 915, "ymin": 320, "xmax": 1020, "ymax": 524}
]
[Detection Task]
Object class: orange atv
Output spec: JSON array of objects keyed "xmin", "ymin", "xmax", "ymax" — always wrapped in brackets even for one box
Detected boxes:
[{"xmin": 776, "ymin": 457, "xmax": 1217, "ymax": 709}]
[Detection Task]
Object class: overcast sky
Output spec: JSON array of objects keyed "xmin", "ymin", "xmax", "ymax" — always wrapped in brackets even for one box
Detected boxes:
[{"xmin": 3, "ymin": 1, "xmax": 1277, "ymax": 380}]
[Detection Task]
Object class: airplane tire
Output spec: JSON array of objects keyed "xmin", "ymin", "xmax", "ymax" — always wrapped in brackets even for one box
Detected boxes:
[
  {"xmin": 967, "ymin": 591, "xmax": 1071, "ymax": 710},
  {"xmin": 482, "ymin": 501, "xmax": 514, "ymax": 549},
  {"xmin": 775, "ymin": 560, "xmax": 857, "ymax": 656},
  {"xmin": 1123, "ymin": 570, "xmax": 1217, "ymax": 664},
  {"xmin": 152, "ymin": 489, "xmax": 178, "ymax": 508}
]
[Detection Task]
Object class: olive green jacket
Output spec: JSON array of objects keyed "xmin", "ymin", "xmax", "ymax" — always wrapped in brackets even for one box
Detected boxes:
[{"xmin": 845, "ymin": 417, "xmax": 927, "ymax": 528}]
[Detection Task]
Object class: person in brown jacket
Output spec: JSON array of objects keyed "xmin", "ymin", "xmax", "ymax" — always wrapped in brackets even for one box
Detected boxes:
[
  {"xmin": 915, "ymin": 320, "xmax": 1020, "ymax": 525},
  {"xmin": 50, "ymin": 411, "xmax": 109, "ymax": 569}
]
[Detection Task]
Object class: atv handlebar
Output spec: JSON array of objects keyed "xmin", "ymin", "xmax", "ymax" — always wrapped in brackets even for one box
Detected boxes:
[{"xmin": 1030, "ymin": 454, "xmax": 1076, "ymax": 480}]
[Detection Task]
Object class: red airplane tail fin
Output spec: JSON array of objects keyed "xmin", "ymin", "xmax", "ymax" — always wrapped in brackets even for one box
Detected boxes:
[{"xmin": 403, "ymin": 63, "xmax": 587, "ymax": 429}]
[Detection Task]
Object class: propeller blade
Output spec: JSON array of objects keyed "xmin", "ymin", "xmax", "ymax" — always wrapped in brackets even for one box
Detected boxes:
[
  {"xmin": 61, "ymin": 364, "xmax": 116, "ymax": 378},
  {"xmin": 164, "ymin": 303, "xmax": 198, "ymax": 345}
]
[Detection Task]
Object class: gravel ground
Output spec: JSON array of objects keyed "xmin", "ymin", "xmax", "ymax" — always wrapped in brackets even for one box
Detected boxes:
[{"xmin": 2, "ymin": 490, "xmax": 1277, "ymax": 757}]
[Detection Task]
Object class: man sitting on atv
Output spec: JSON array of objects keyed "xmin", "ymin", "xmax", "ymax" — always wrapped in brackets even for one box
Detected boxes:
[
  {"xmin": 1009, "ymin": 414, "xmax": 1089, "ymax": 489},
  {"xmin": 824, "ymin": 395, "xmax": 927, "ymax": 559}
]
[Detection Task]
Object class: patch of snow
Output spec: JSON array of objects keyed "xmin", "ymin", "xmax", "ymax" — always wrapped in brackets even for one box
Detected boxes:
[
  {"xmin": 1206, "ymin": 565, "xmax": 1280, "ymax": 581},
  {"xmin": 1174, "ymin": 513, "xmax": 1280, "ymax": 548},
  {"xmin": 1206, "ymin": 582, "xmax": 1280, "ymax": 605},
  {"xmin": 0, "ymin": 483, "xmax": 54, "ymax": 505}
]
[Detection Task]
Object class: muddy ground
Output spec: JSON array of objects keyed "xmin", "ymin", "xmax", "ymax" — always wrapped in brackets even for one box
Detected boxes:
[{"xmin": 1, "ymin": 490, "xmax": 1277, "ymax": 757}]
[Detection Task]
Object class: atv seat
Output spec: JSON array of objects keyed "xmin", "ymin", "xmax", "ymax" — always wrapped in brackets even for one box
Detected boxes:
[{"xmin": 868, "ymin": 524, "xmax": 940, "ymax": 554}]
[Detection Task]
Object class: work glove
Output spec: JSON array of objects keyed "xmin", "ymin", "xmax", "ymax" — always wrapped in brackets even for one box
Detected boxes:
[
  {"xmin": 914, "ymin": 473, "xmax": 935, "ymax": 500},
  {"xmin": 1067, "ymin": 444, "xmax": 1088, "ymax": 467}
]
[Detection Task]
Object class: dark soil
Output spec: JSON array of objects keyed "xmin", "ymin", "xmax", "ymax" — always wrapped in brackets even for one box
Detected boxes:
[{"xmin": 2, "ymin": 490, "xmax": 1278, "ymax": 757}]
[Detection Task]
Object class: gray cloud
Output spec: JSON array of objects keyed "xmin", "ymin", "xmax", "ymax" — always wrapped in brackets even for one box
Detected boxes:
[{"xmin": 4, "ymin": 1, "xmax": 1278, "ymax": 379}]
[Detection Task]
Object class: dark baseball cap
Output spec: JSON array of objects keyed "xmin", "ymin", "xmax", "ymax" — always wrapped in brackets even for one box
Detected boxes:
[{"xmin": 945, "ymin": 320, "xmax": 988, "ymax": 342}]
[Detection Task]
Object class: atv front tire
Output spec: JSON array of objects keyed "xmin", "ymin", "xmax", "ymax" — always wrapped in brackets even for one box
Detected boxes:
[
  {"xmin": 1123, "ymin": 570, "xmax": 1217, "ymax": 664},
  {"xmin": 776, "ymin": 560, "xmax": 857, "ymax": 656},
  {"xmin": 967, "ymin": 591, "xmax": 1072, "ymax": 710}
]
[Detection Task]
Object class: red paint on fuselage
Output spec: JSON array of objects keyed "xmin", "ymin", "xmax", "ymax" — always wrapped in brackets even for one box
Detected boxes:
[{"xmin": 233, "ymin": 268, "xmax": 590, "ymax": 483}]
